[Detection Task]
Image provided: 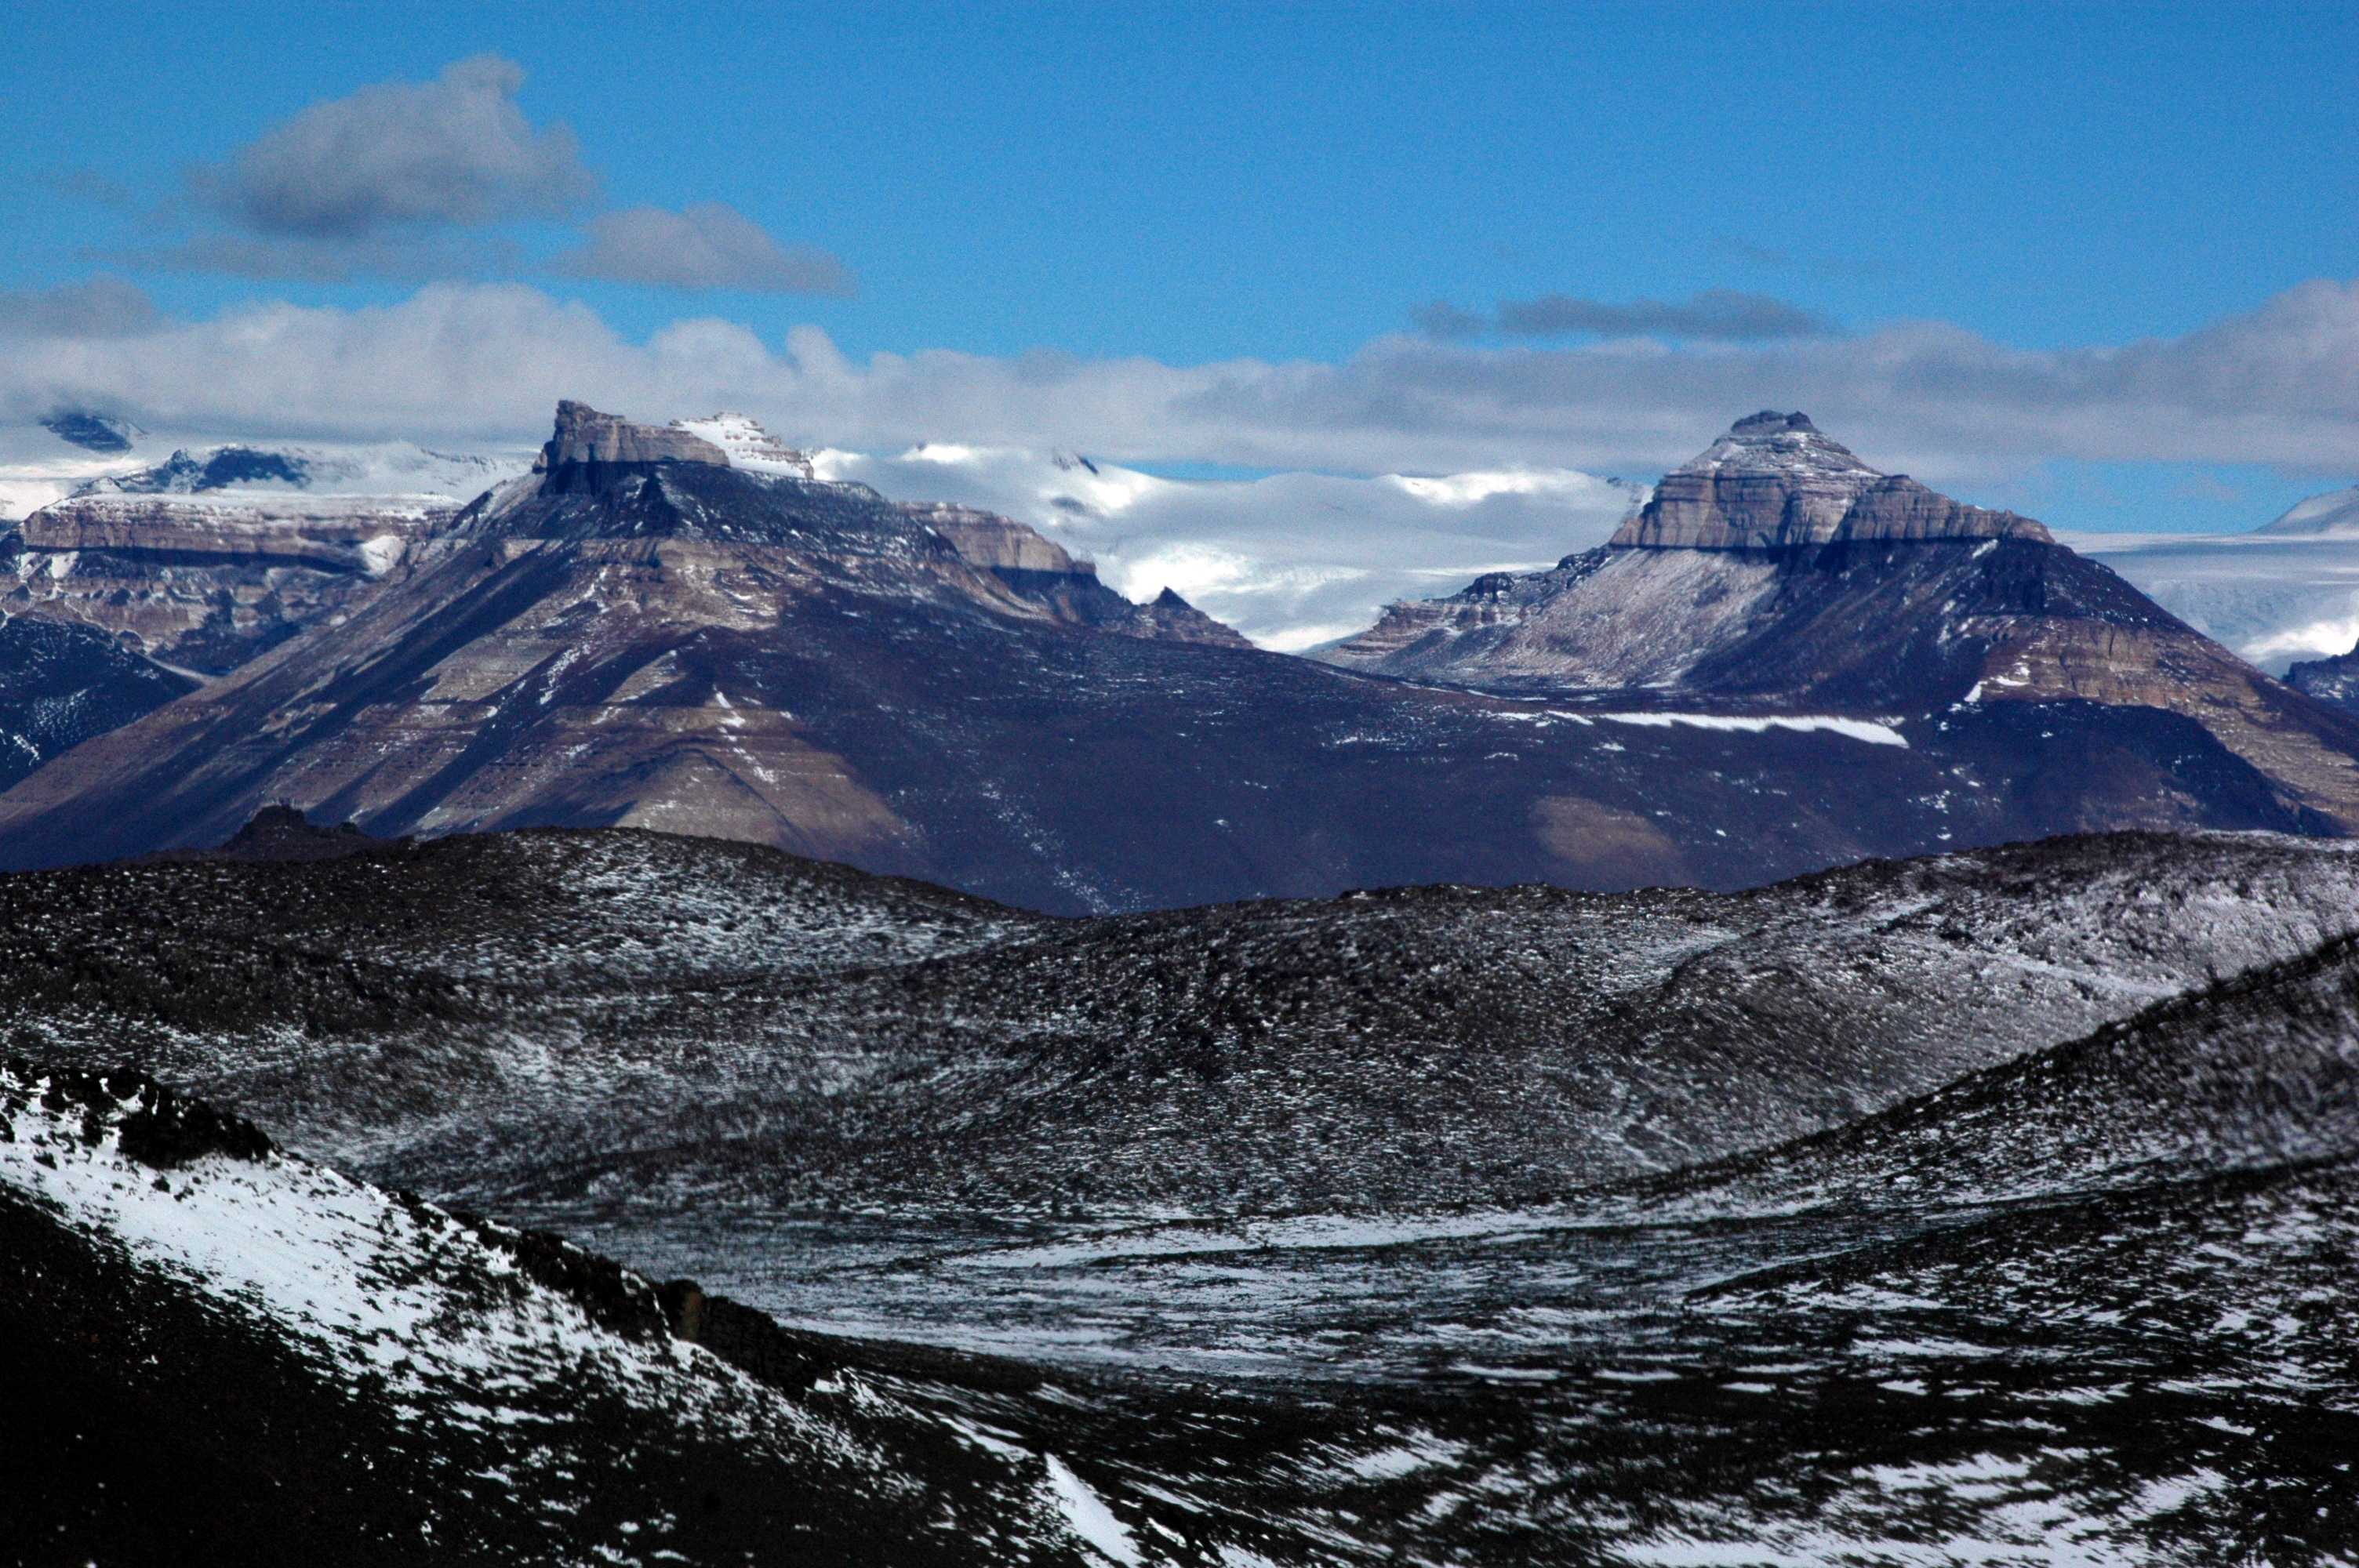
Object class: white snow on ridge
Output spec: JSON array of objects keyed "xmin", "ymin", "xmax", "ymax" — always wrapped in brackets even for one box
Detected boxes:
[{"xmin": 1484, "ymin": 709, "xmax": 1908, "ymax": 747}]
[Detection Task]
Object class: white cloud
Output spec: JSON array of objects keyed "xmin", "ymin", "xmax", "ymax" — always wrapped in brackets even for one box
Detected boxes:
[
  {"xmin": 2, "ymin": 276, "xmax": 2354, "ymax": 485},
  {"xmin": 4, "ymin": 274, "xmax": 2359, "ymax": 648},
  {"xmin": 812, "ymin": 445, "xmax": 1633, "ymax": 648}
]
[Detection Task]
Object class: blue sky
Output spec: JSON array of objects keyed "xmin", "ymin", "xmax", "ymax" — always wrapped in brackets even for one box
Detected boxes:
[{"xmin": 2, "ymin": 1, "xmax": 2354, "ymax": 530}]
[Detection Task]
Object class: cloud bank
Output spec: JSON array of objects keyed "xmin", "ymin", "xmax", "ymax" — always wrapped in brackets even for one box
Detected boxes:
[{"xmin": 5, "ymin": 275, "xmax": 2354, "ymax": 488}]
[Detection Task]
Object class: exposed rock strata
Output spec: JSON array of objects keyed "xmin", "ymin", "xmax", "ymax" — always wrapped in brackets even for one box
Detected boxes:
[
  {"xmin": 534, "ymin": 398, "xmax": 729, "ymax": 470},
  {"xmin": 2, "ymin": 441, "xmax": 515, "ymax": 673},
  {"xmin": 1609, "ymin": 411, "xmax": 2047, "ymax": 550}
]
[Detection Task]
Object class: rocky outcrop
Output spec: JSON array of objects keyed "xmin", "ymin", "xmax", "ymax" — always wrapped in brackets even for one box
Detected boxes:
[
  {"xmin": 903, "ymin": 502, "xmax": 1085, "ymax": 573},
  {"xmin": 2289, "ymin": 641, "xmax": 2359, "ymax": 711},
  {"xmin": 533, "ymin": 399, "xmax": 729, "ymax": 472},
  {"xmin": 1610, "ymin": 411, "xmax": 2048, "ymax": 549},
  {"xmin": 906, "ymin": 502, "xmax": 1254, "ymax": 648}
]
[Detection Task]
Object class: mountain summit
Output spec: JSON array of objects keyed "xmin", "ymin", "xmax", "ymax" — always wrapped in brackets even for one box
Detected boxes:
[
  {"xmin": 1612, "ymin": 410, "xmax": 2048, "ymax": 549},
  {"xmin": 1322, "ymin": 412, "xmax": 2359, "ymax": 829}
]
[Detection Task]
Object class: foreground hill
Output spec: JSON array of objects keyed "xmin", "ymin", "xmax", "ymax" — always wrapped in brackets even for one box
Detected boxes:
[
  {"xmin": 7, "ymin": 815, "xmax": 2356, "ymax": 1216},
  {"xmin": 1322, "ymin": 411, "xmax": 2359, "ymax": 833},
  {"xmin": 0, "ymin": 404, "xmax": 2346, "ymax": 909},
  {"xmin": 13, "ymin": 874, "xmax": 2359, "ymax": 1563}
]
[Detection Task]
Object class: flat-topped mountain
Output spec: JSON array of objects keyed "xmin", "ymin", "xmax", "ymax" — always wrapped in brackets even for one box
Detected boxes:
[{"xmin": 1322, "ymin": 411, "xmax": 2359, "ymax": 830}]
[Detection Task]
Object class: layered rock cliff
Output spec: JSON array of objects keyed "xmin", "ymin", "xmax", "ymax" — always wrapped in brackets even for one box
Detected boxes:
[{"xmin": 1609, "ymin": 411, "xmax": 2047, "ymax": 549}]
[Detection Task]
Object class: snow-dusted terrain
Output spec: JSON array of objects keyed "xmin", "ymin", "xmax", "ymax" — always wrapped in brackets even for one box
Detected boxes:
[{"xmin": 9, "ymin": 819, "xmax": 2359, "ymax": 1563}]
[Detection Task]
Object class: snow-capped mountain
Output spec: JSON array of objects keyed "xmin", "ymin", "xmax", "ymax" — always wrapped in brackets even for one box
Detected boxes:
[
  {"xmin": 2261, "ymin": 482, "xmax": 2359, "ymax": 537},
  {"xmin": 1321, "ymin": 411, "xmax": 2359, "ymax": 833}
]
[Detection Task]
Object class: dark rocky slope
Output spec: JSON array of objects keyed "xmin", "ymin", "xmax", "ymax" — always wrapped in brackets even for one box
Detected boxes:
[
  {"xmin": 0, "ymin": 613, "xmax": 197, "ymax": 793},
  {"xmin": 14, "ymin": 905, "xmax": 2359, "ymax": 1563},
  {"xmin": 5, "ymin": 816, "xmax": 2356, "ymax": 1217}
]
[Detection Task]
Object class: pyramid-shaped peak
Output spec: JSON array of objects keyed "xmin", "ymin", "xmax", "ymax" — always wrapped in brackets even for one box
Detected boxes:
[
  {"xmin": 1676, "ymin": 410, "xmax": 1879, "ymax": 481},
  {"xmin": 1616, "ymin": 411, "xmax": 2048, "ymax": 549}
]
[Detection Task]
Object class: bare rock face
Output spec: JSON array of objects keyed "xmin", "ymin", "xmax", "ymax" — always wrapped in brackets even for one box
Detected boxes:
[
  {"xmin": 1611, "ymin": 411, "xmax": 2048, "ymax": 549},
  {"xmin": 2289, "ymin": 641, "xmax": 2359, "ymax": 712},
  {"xmin": 533, "ymin": 400, "xmax": 729, "ymax": 472},
  {"xmin": 906, "ymin": 502, "xmax": 1254, "ymax": 648}
]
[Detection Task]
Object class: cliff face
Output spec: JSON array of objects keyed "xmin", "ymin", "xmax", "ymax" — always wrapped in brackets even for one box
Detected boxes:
[
  {"xmin": 1322, "ymin": 412, "xmax": 2359, "ymax": 832},
  {"xmin": 903, "ymin": 502, "xmax": 1252, "ymax": 648}
]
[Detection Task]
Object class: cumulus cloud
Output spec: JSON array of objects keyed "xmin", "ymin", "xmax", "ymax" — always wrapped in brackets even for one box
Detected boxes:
[
  {"xmin": 0, "ymin": 277, "xmax": 160, "ymax": 339},
  {"xmin": 2, "ymin": 275, "xmax": 2357, "ymax": 487},
  {"xmin": 1496, "ymin": 289, "xmax": 1838, "ymax": 341},
  {"xmin": 549, "ymin": 203, "xmax": 853, "ymax": 295},
  {"xmin": 188, "ymin": 54, "xmax": 594, "ymax": 240}
]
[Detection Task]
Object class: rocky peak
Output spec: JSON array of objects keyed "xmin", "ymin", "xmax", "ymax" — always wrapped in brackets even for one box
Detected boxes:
[
  {"xmin": 1612, "ymin": 411, "xmax": 2048, "ymax": 549},
  {"xmin": 533, "ymin": 401, "xmax": 730, "ymax": 474}
]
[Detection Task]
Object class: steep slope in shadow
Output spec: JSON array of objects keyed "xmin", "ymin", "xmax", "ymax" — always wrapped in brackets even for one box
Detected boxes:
[{"xmin": 0, "ymin": 613, "xmax": 198, "ymax": 792}]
